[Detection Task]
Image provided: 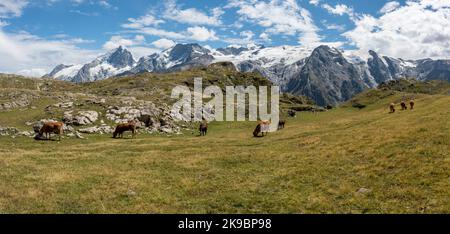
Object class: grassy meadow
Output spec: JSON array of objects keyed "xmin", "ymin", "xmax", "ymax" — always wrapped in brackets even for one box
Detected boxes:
[{"xmin": 0, "ymin": 92, "xmax": 449, "ymax": 213}]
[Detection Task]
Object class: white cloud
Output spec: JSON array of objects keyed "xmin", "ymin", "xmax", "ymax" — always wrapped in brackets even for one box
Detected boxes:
[
  {"xmin": 129, "ymin": 27, "xmax": 186, "ymax": 40},
  {"xmin": 102, "ymin": 35, "xmax": 163, "ymax": 59},
  {"xmin": 0, "ymin": 29, "xmax": 98, "ymax": 77},
  {"xmin": 128, "ymin": 46, "xmax": 160, "ymax": 59},
  {"xmin": 343, "ymin": 0, "xmax": 450, "ymax": 59},
  {"xmin": 379, "ymin": 1, "xmax": 401, "ymax": 14},
  {"xmin": 240, "ymin": 30, "xmax": 254, "ymax": 40},
  {"xmin": 151, "ymin": 38, "xmax": 175, "ymax": 49},
  {"xmin": 98, "ymin": 1, "xmax": 111, "ymax": 8},
  {"xmin": 122, "ymin": 14, "xmax": 165, "ymax": 29},
  {"xmin": 226, "ymin": 0, "xmax": 322, "ymax": 46},
  {"xmin": 163, "ymin": 0, "xmax": 223, "ymax": 26},
  {"xmin": 323, "ymin": 23, "xmax": 346, "ymax": 32},
  {"xmin": 0, "ymin": 0, "xmax": 28, "ymax": 18},
  {"xmin": 309, "ymin": 0, "xmax": 320, "ymax": 6},
  {"xmin": 0, "ymin": 20, "xmax": 9, "ymax": 27},
  {"xmin": 102, "ymin": 35, "xmax": 146, "ymax": 50},
  {"xmin": 186, "ymin": 26, "xmax": 218, "ymax": 41},
  {"xmin": 322, "ymin": 3, "xmax": 358, "ymax": 21},
  {"xmin": 259, "ymin": 32, "xmax": 271, "ymax": 42}
]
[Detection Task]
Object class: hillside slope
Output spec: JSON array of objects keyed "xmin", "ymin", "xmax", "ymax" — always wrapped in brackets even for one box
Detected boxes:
[
  {"xmin": 0, "ymin": 87, "xmax": 448, "ymax": 213},
  {"xmin": 0, "ymin": 65, "xmax": 313, "ymax": 134}
]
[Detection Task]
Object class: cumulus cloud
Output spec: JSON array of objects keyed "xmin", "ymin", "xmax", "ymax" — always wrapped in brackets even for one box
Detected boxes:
[
  {"xmin": 322, "ymin": 3, "xmax": 359, "ymax": 21},
  {"xmin": 151, "ymin": 38, "xmax": 175, "ymax": 49},
  {"xmin": 379, "ymin": 1, "xmax": 401, "ymax": 14},
  {"xmin": 186, "ymin": 26, "xmax": 218, "ymax": 41},
  {"xmin": 102, "ymin": 35, "xmax": 146, "ymax": 50},
  {"xmin": 259, "ymin": 32, "xmax": 271, "ymax": 42},
  {"xmin": 122, "ymin": 14, "xmax": 165, "ymax": 29},
  {"xmin": 0, "ymin": 0, "xmax": 28, "ymax": 18},
  {"xmin": 226, "ymin": 0, "xmax": 322, "ymax": 46},
  {"xmin": 0, "ymin": 20, "xmax": 9, "ymax": 27},
  {"xmin": 322, "ymin": 21, "xmax": 346, "ymax": 32},
  {"xmin": 343, "ymin": 0, "xmax": 450, "ymax": 59},
  {"xmin": 0, "ymin": 29, "xmax": 98, "ymax": 77},
  {"xmin": 309, "ymin": 0, "xmax": 320, "ymax": 6},
  {"xmin": 163, "ymin": 0, "xmax": 223, "ymax": 26}
]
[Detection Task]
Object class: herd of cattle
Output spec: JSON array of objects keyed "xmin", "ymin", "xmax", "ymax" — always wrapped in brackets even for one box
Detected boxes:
[
  {"xmin": 34, "ymin": 100, "xmax": 416, "ymax": 141},
  {"xmin": 35, "ymin": 118, "xmax": 288, "ymax": 141},
  {"xmin": 389, "ymin": 100, "xmax": 415, "ymax": 113}
]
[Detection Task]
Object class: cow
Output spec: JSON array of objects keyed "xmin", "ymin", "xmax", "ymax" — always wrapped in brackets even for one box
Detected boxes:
[
  {"xmin": 39, "ymin": 121, "xmax": 64, "ymax": 141},
  {"xmin": 389, "ymin": 103, "xmax": 396, "ymax": 113},
  {"xmin": 199, "ymin": 120, "xmax": 208, "ymax": 136},
  {"xmin": 410, "ymin": 100, "xmax": 415, "ymax": 110},
  {"xmin": 253, "ymin": 120, "xmax": 271, "ymax": 137},
  {"xmin": 287, "ymin": 110, "xmax": 296, "ymax": 117},
  {"xmin": 401, "ymin": 101, "xmax": 408, "ymax": 110},
  {"xmin": 113, "ymin": 122, "xmax": 137, "ymax": 139}
]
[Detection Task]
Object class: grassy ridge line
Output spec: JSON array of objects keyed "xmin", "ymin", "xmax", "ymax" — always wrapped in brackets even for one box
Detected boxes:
[{"xmin": 0, "ymin": 92, "xmax": 448, "ymax": 213}]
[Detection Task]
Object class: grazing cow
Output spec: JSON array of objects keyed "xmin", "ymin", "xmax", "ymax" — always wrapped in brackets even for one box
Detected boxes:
[
  {"xmin": 389, "ymin": 103, "xmax": 396, "ymax": 113},
  {"xmin": 410, "ymin": 100, "xmax": 415, "ymax": 110},
  {"xmin": 199, "ymin": 120, "xmax": 208, "ymax": 136},
  {"xmin": 253, "ymin": 120, "xmax": 271, "ymax": 137},
  {"xmin": 39, "ymin": 121, "xmax": 64, "ymax": 141},
  {"xmin": 278, "ymin": 120, "xmax": 286, "ymax": 130},
  {"xmin": 287, "ymin": 110, "xmax": 296, "ymax": 117},
  {"xmin": 113, "ymin": 122, "xmax": 137, "ymax": 138},
  {"xmin": 401, "ymin": 101, "xmax": 408, "ymax": 110}
]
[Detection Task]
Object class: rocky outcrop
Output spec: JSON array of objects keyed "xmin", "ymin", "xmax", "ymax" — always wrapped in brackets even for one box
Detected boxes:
[{"xmin": 63, "ymin": 110, "xmax": 99, "ymax": 125}]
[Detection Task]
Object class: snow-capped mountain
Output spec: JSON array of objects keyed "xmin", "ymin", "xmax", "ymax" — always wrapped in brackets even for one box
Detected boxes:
[
  {"xmin": 124, "ymin": 43, "xmax": 214, "ymax": 75},
  {"xmin": 45, "ymin": 43, "xmax": 450, "ymax": 105},
  {"xmin": 45, "ymin": 46, "xmax": 135, "ymax": 83}
]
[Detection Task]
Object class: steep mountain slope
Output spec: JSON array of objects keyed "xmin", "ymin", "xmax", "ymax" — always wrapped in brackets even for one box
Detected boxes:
[
  {"xmin": 285, "ymin": 46, "xmax": 367, "ymax": 106},
  {"xmin": 124, "ymin": 43, "xmax": 214, "ymax": 75},
  {"xmin": 45, "ymin": 46, "xmax": 135, "ymax": 83}
]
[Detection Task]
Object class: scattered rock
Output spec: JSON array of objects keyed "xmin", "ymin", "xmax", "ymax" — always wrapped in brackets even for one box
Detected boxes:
[
  {"xmin": 53, "ymin": 102, "xmax": 73, "ymax": 108},
  {"xmin": 357, "ymin": 188, "xmax": 371, "ymax": 194},
  {"xmin": 75, "ymin": 131, "xmax": 85, "ymax": 139},
  {"xmin": 78, "ymin": 125, "xmax": 114, "ymax": 134},
  {"xmin": 126, "ymin": 189, "xmax": 136, "ymax": 196},
  {"xmin": 0, "ymin": 127, "xmax": 20, "ymax": 136}
]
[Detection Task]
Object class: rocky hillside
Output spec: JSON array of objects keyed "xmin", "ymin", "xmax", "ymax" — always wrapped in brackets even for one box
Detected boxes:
[{"xmin": 1, "ymin": 64, "xmax": 313, "ymax": 138}]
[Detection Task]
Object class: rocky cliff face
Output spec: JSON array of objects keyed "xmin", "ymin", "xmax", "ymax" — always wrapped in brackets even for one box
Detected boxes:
[{"xmin": 285, "ymin": 46, "xmax": 367, "ymax": 106}]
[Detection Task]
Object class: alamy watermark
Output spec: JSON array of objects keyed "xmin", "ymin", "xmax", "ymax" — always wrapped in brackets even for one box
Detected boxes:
[{"xmin": 170, "ymin": 78, "xmax": 280, "ymax": 131}]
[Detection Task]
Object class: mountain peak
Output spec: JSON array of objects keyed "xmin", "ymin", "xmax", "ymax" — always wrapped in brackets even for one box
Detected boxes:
[{"xmin": 106, "ymin": 46, "xmax": 134, "ymax": 68}]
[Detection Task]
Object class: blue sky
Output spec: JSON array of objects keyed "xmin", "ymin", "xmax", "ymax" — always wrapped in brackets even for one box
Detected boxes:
[{"xmin": 1, "ymin": 0, "xmax": 450, "ymax": 76}]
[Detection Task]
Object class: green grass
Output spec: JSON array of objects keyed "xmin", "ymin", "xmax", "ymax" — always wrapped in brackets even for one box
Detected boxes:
[{"xmin": 0, "ymin": 93, "xmax": 448, "ymax": 213}]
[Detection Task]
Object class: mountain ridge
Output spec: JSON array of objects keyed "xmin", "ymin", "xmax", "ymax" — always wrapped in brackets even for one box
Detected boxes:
[{"xmin": 45, "ymin": 43, "xmax": 450, "ymax": 106}]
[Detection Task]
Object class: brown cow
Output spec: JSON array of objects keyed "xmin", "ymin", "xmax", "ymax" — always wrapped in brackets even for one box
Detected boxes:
[
  {"xmin": 389, "ymin": 103, "xmax": 396, "ymax": 113},
  {"xmin": 39, "ymin": 121, "xmax": 64, "ymax": 141},
  {"xmin": 113, "ymin": 122, "xmax": 137, "ymax": 138},
  {"xmin": 410, "ymin": 100, "xmax": 415, "ymax": 110},
  {"xmin": 253, "ymin": 120, "xmax": 271, "ymax": 137},
  {"xmin": 401, "ymin": 101, "xmax": 408, "ymax": 110},
  {"xmin": 199, "ymin": 120, "xmax": 208, "ymax": 136}
]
